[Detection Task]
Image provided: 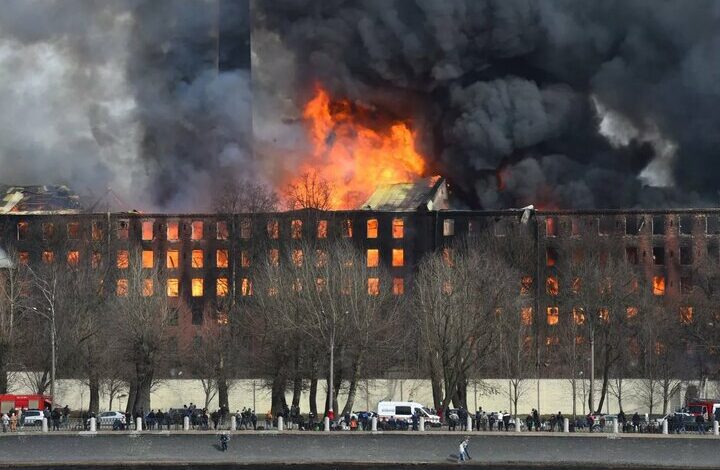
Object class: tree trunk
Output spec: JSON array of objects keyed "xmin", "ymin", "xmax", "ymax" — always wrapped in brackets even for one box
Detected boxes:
[
  {"xmin": 88, "ymin": 374, "xmax": 100, "ymax": 415},
  {"xmin": 125, "ymin": 379, "xmax": 137, "ymax": 414},
  {"xmin": 217, "ymin": 377, "xmax": 229, "ymax": 411},
  {"xmin": 571, "ymin": 379, "xmax": 577, "ymax": 422},
  {"xmin": 595, "ymin": 345, "xmax": 611, "ymax": 414},
  {"xmin": 291, "ymin": 376, "xmax": 302, "ymax": 409},
  {"xmin": 341, "ymin": 354, "xmax": 363, "ymax": 416},
  {"xmin": 309, "ymin": 376, "xmax": 318, "ymax": 416},
  {"xmin": 132, "ymin": 359, "xmax": 153, "ymax": 415},
  {"xmin": 429, "ymin": 361, "xmax": 443, "ymax": 411},
  {"xmin": 270, "ymin": 372, "xmax": 286, "ymax": 417},
  {"xmin": 0, "ymin": 342, "xmax": 8, "ymax": 394}
]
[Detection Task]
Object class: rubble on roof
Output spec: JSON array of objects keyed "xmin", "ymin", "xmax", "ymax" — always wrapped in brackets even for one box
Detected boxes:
[
  {"xmin": 0, "ymin": 184, "xmax": 82, "ymax": 214},
  {"xmin": 361, "ymin": 176, "xmax": 449, "ymax": 211}
]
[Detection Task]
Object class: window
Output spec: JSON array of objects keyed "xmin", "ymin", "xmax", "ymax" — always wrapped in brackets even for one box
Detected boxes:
[
  {"xmin": 292, "ymin": 249, "xmax": 303, "ymax": 267},
  {"xmin": 17, "ymin": 221, "xmax": 28, "ymax": 240},
  {"xmin": 315, "ymin": 250, "xmax": 328, "ymax": 268},
  {"xmin": 680, "ymin": 246, "xmax": 693, "ymax": 265},
  {"xmin": 42, "ymin": 251, "xmax": 54, "ymax": 264},
  {"xmin": 167, "ymin": 250, "xmax": 179, "ymax": 269},
  {"xmin": 67, "ymin": 251, "xmax": 79, "ymax": 266},
  {"xmin": 217, "ymin": 221, "xmax": 229, "ymax": 240},
  {"xmin": 317, "ymin": 220, "xmax": 328, "ymax": 238},
  {"xmin": 291, "ymin": 220, "xmax": 302, "ymax": 239},
  {"xmin": 191, "ymin": 221, "xmax": 203, "ymax": 240},
  {"xmin": 19, "ymin": 252, "xmax": 29, "ymax": 265},
  {"xmin": 681, "ymin": 276, "xmax": 693, "ymax": 295},
  {"xmin": 573, "ymin": 308, "xmax": 585, "ymax": 325},
  {"xmin": 546, "ymin": 247, "xmax": 557, "ymax": 267},
  {"xmin": 392, "ymin": 249, "xmax": 404, "ymax": 267},
  {"xmin": 167, "ymin": 221, "xmax": 179, "ymax": 241},
  {"xmin": 626, "ymin": 307, "xmax": 638, "ymax": 319},
  {"xmin": 598, "ymin": 217, "xmax": 613, "ymax": 235},
  {"xmin": 269, "ymin": 249, "xmax": 279, "ymax": 267},
  {"xmin": 571, "ymin": 219, "xmax": 581, "ymax": 237},
  {"xmin": 42, "ymin": 223, "xmax": 55, "ymax": 240},
  {"xmin": 393, "ymin": 278, "xmax": 404, "ymax": 295},
  {"xmin": 191, "ymin": 249, "xmax": 203, "ymax": 268},
  {"xmin": 342, "ymin": 219, "xmax": 353, "ymax": 238},
  {"xmin": 267, "ymin": 219, "xmax": 279, "ymax": 239},
  {"xmin": 546, "ymin": 307, "xmax": 559, "ymax": 326},
  {"xmin": 117, "ymin": 250, "xmax": 129, "ymax": 269},
  {"xmin": 625, "ymin": 247, "xmax": 638, "ymax": 264},
  {"xmin": 367, "ymin": 219, "xmax": 378, "ymax": 238},
  {"xmin": 598, "ymin": 308, "xmax": 609, "ymax": 323},
  {"xmin": 653, "ymin": 247, "xmax": 664, "ymax": 265},
  {"xmin": 316, "ymin": 278, "xmax": 327, "ymax": 292},
  {"xmin": 143, "ymin": 279, "xmax": 154, "ymax": 297},
  {"xmin": 167, "ymin": 279, "xmax": 179, "ymax": 297},
  {"xmin": 680, "ymin": 215, "xmax": 693, "ymax": 235},
  {"xmin": 653, "ymin": 276, "xmax": 665, "ymax": 296},
  {"xmin": 521, "ymin": 276, "xmax": 533, "ymax": 295},
  {"xmin": 521, "ymin": 307, "xmax": 533, "ymax": 326},
  {"xmin": 625, "ymin": 216, "xmax": 638, "ymax": 235},
  {"xmin": 708, "ymin": 216, "xmax": 720, "ymax": 235},
  {"xmin": 546, "ymin": 276, "xmax": 558, "ymax": 296},
  {"xmin": 442, "ymin": 248, "xmax": 453, "ymax": 266},
  {"xmin": 67, "ymin": 222, "xmax": 80, "ymax": 240},
  {"xmin": 545, "ymin": 336, "xmax": 560, "ymax": 347},
  {"xmin": 216, "ymin": 249, "xmax": 229, "ymax": 268},
  {"xmin": 142, "ymin": 221, "xmax": 153, "ymax": 241},
  {"xmin": 216, "ymin": 278, "xmax": 229, "ymax": 297},
  {"xmin": 652, "ymin": 215, "xmax": 664, "ymax": 235},
  {"xmin": 117, "ymin": 220, "xmax": 128, "ymax": 240},
  {"xmin": 142, "ymin": 250, "xmax": 154, "ymax": 268},
  {"xmin": 191, "ymin": 279, "xmax": 203, "ymax": 297},
  {"xmin": 116, "ymin": 279, "xmax": 128, "ymax": 296},
  {"xmin": 240, "ymin": 219, "xmax": 251, "ymax": 239},
  {"xmin": 367, "ymin": 249, "xmax": 379, "ymax": 268},
  {"xmin": 680, "ymin": 306, "xmax": 693, "ymax": 325},
  {"xmin": 92, "ymin": 221, "xmax": 103, "ymax": 241},
  {"xmin": 191, "ymin": 305, "xmax": 203, "ymax": 325},
  {"xmin": 368, "ymin": 278, "xmax": 379, "ymax": 296},
  {"xmin": 392, "ymin": 218, "xmax": 404, "ymax": 238},
  {"xmin": 443, "ymin": 219, "xmax": 455, "ymax": 236},
  {"xmin": 241, "ymin": 278, "xmax": 252, "ymax": 296},
  {"xmin": 545, "ymin": 217, "xmax": 556, "ymax": 237},
  {"xmin": 91, "ymin": 251, "xmax": 102, "ymax": 268}
]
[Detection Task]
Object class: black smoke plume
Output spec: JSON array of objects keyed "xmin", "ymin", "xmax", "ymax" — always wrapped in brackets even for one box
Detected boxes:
[{"xmin": 254, "ymin": 0, "xmax": 720, "ymax": 209}]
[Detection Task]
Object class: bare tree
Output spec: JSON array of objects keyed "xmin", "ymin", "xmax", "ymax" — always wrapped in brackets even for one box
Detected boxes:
[
  {"xmin": 110, "ymin": 253, "xmax": 174, "ymax": 415},
  {"xmin": 211, "ymin": 179, "xmax": 279, "ymax": 213},
  {"xmin": 414, "ymin": 230, "xmax": 529, "ymax": 412},
  {"xmin": 0, "ymin": 247, "xmax": 31, "ymax": 393},
  {"xmin": 285, "ymin": 172, "xmax": 333, "ymax": 210}
]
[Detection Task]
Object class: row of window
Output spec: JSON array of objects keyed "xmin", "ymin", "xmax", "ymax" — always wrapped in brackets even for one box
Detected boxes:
[
  {"xmin": 16, "ymin": 217, "xmax": 408, "ymax": 242},
  {"xmin": 542, "ymin": 306, "xmax": 693, "ymax": 326},
  {"xmin": 544, "ymin": 245, "xmax": 698, "ymax": 267},
  {"xmin": 542, "ymin": 274, "xmax": 687, "ymax": 297},
  {"xmin": 545, "ymin": 214, "xmax": 720, "ymax": 238},
  {"xmin": 23, "ymin": 247, "xmax": 407, "ymax": 270},
  {"xmin": 115, "ymin": 277, "xmax": 406, "ymax": 298}
]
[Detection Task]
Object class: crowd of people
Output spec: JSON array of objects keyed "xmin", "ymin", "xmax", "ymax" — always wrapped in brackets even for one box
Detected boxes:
[{"xmin": 1, "ymin": 405, "xmax": 71, "ymax": 432}]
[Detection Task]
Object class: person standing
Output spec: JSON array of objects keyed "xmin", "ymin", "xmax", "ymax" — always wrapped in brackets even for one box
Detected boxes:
[
  {"xmin": 1, "ymin": 413, "xmax": 8, "ymax": 433},
  {"xmin": 219, "ymin": 432, "xmax": 229, "ymax": 452},
  {"xmin": 457, "ymin": 437, "xmax": 471, "ymax": 463},
  {"xmin": 10, "ymin": 412, "xmax": 17, "ymax": 432},
  {"xmin": 697, "ymin": 411, "xmax": 707, "ymax": 435}
]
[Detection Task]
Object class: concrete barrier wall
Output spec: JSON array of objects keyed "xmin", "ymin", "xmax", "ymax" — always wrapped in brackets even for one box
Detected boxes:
[{"xmin": 7, "ymin": 375, "xmax": 700, "ymax": 415}]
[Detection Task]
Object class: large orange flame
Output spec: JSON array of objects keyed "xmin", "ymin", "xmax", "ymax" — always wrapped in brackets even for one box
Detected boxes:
[{"xmin": 294, "ymin": 86, "xmax": 426, "ymax": 209}]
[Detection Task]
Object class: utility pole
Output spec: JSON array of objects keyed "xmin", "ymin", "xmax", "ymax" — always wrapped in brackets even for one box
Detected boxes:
[{"xmin": 589, "ymin": 326, "xmax": 595, "ymax": 414}]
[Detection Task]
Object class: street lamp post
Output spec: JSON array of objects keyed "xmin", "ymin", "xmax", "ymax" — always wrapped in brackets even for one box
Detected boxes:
[{"xmin": 589, "ymin": 326, "xmax": 595, "ymax": 414}]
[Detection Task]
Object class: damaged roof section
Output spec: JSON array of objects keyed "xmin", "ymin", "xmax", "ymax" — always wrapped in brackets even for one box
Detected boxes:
[
  {"xmin": 0, "ymin": 184, "xmax": 82, "ymax": 214},
  {"xmin": 361, "ymin": 176, "xmax": 449, "ymax": 211}
]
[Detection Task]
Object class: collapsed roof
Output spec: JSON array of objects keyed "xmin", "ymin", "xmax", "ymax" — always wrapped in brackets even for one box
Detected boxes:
[
  {"xmin": 361, "ymin": 176, "xmax": 449, "ymax": 211},
  {"xmin": 0, "ymin": 185, "xmax": 82, "ymax": 214}
]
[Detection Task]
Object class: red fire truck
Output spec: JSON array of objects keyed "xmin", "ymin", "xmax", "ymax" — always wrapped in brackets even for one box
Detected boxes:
[
  {"xmin": 0, "ymin": 394, "xmax": 53, "ymax": 413},
  {"xmin": 687, "ymin": 399, "xmax": 720, "ymax": 418}
]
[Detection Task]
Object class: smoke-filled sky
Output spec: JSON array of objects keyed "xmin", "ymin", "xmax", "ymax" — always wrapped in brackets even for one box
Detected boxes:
[{"xmin": 1, "ymin": 0, "xmax": 720, "ymax": 210}]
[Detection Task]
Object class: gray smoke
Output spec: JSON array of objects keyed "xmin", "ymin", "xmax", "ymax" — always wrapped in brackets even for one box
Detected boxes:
[
  {"xmin": 254, "ymin": 0, "xmax": 720, "ymax": 209},
  {"xmin": 0, "ymin": 0, "xmax": 252, "ymax": 211}
]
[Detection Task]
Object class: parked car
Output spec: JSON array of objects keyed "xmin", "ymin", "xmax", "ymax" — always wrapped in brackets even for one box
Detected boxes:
[
  {"xmin": 21, "ymin": 409, "xmax": 45, "ymax": 426},
  {"xmin": 95, "ymin": 411, "xmax": 126, "ymax": 428},
  {"xmin": 654, "ymin": 412, "xmax": 696, "ymax": 433}
]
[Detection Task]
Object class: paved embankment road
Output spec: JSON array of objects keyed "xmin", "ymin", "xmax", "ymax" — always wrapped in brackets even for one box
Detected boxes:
[{"xmin": 0, "ymin": 431, "xmax": 717, "ymax": 469}]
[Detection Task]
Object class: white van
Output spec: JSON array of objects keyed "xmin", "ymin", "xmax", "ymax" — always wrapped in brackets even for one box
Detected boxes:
[{"xmin": 376, "ymin": 401, "xmax": 441, "ymax": 426}]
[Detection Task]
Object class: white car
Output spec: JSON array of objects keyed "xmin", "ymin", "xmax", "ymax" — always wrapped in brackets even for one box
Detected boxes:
[
  {"xmin": 21, "ymin": 409, "xmax": 45, "ymax": 426},
  {"xmin": 88, "ymin": 411, "xmax": 126, "ymax": 428}
]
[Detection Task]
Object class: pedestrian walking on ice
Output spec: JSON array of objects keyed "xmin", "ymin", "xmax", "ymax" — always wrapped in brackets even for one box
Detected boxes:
[{"xmin": 457, "ymin": 436, "xmax": 471, "ymax": 463}]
